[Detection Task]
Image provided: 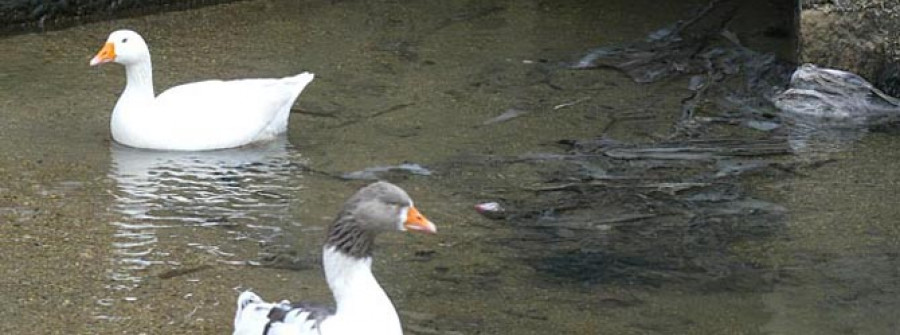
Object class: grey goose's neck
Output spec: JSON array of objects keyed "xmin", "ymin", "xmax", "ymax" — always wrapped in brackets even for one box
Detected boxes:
[{"xmin": 324, "ymin": 213, "xmax": 376, "ymax": 259}]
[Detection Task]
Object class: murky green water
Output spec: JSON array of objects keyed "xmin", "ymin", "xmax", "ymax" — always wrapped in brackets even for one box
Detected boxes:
[{"xmin": 1, "ymin": 0, "xmax": 898, "ymax": 334}]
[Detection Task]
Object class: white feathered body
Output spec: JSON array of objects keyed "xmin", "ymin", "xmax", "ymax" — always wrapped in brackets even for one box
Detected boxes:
[
  {"xmin": 111, "ymin": 73, "xmax": 314, "ymax": 151},
  {"xmin": 233, "ymin": 247, "xmax": 402, "ymax": 335}
]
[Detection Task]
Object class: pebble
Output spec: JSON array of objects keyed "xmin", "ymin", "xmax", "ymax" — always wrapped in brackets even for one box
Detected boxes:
[{"xmin": 474, "ymin": 201, "xmax": 506, "ymax": 220}]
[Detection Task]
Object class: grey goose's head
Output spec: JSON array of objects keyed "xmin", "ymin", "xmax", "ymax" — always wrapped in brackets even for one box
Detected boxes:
[{"xmin": 325, "ymin": 181, "xmax": 436, "ymax": 258}]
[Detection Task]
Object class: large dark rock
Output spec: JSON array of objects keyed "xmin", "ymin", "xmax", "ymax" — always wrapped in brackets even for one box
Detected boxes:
[
  {"xmin": 0, "ymin": 0, "xmax": 243, "ymax": 36},
  {"xmin": 800, "ymin": 0, "xmax": 900, "ymax": 96}
]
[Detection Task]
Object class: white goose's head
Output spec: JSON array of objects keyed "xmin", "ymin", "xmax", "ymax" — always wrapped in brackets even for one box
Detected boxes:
[
  {"xmin": 89, "ymin": 29, "xmax": 150, "ymax": 66},
  {"xmin": 326, "ymin": 181, "xmax": 437, "ymax": 258}
]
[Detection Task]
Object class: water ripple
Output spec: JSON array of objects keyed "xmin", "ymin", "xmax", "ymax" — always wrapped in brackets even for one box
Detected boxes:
[{"xmin": 98, "ymin": 137, "xmax": 303, "ymax": 319}]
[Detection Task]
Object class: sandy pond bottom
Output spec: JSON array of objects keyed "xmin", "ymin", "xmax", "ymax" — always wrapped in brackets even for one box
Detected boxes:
[{"xmin": 1, "ymin": 0, "xmax": 899, "ymax": 334}]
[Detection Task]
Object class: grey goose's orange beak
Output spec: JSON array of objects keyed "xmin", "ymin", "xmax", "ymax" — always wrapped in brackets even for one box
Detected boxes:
[{"xmin": 404, "ymin": 206, "xmax": 436, "ymax": 234}]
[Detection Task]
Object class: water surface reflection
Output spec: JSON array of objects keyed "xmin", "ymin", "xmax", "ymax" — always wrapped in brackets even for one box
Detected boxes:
[{"xmin": 101, "ymin": 137, "xmax": 304, "ymax": 317}]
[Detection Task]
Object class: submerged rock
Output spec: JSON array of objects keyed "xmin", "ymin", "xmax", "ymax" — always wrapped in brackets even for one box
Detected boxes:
[
  {"xmin": 481, "ymin": 108, "xmax": 529, "ymax": 126},
  {"xmin": 571, "ymin": 0, "xmax": 745, "ymax": 83},
  {"xmin": 572, "ymin": 0, "xmax": 795, "ymax": 137},
  {"xmin": 341, "ymin": 163, "xmax": 432, "ymax": 180},
  {"xmin": 773, "ymin": 64, "xmax": 900, "ymax": 125}
]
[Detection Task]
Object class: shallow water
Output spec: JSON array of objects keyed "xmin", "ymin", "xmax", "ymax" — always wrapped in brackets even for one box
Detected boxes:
[{"xmin": 1, "ymin": 0, "xmax": 899, "ymax": 334}]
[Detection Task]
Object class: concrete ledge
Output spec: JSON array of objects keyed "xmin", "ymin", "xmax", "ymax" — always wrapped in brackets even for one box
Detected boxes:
[
  {"xmin": 800, "ymin": 0, "xmax": 900, "ymax": 95},
  {"xmin": 0, "ymin": 0, "xmax": 244, "ymax": 37}
]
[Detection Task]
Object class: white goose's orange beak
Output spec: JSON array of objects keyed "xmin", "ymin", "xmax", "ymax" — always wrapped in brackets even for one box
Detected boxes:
[
  {"xmin": 404, "ymin": 206, "xmax": 437, "ymax": 234},
  {"xmin": 90, "ymin": 42, "xmax": 116, "ymax": 66}
]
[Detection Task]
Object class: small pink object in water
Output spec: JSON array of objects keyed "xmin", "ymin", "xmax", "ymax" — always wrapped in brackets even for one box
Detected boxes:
[{"xmin": 475, "ymin": 202, "xmax": 506, "ymax": 219}]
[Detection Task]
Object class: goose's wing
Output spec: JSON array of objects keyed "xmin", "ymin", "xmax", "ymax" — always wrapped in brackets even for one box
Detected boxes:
[
  {"xmin": 145, "ymin": 73, "xmax": 314, "ymax": 150},
  {"xmin": 155, "ymin": 78, "xmax": 293, "ymax": 128},
  {"xmin": 234, "ymin": 291, "xmax": 335, "ymax": 335}
]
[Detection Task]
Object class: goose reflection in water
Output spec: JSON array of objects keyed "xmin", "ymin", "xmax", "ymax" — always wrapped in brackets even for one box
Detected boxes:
[{"xmin": 104, "ymin": 136, "xmax": 303, "ymax": 296}]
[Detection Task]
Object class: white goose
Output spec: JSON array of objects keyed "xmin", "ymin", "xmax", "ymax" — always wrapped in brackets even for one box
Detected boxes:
[
  {"xmin": 234, "ymin": 181, "xmax": 437, "ymax": 335},
  {"xmin": 90, "ymin": 30, "xmax": 315, "ymax": 151}
]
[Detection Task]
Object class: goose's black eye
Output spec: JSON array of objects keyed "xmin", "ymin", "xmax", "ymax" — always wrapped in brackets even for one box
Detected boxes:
[{"xmin": 121, "ymin": 38, "xmax": 128, "ymax": 43}]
